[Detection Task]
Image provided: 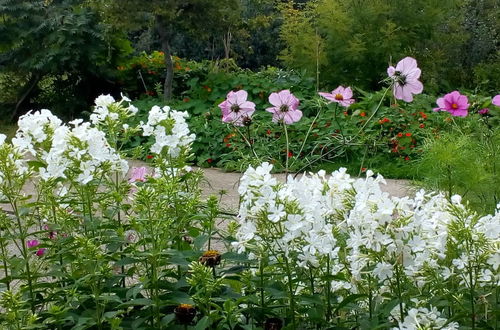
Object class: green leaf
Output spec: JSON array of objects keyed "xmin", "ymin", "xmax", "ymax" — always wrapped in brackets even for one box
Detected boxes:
[
  {"xmin": 194, "ymin": 316, "xmax": 210, "ymax": 330},
  {"xmin": 119, "ymin": 298, "xmax": 152, "ymax": 307},
  {"xmin": 333, "ymin": 294, "xmax": 368, "ymax": 314}
]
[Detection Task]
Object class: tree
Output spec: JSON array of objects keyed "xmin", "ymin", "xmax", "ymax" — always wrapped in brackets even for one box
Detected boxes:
[
  {"xmin": 91, "ymin": 0, "xmax": 240, "ymax": 100},
  {"xmin": 278, "ymin": 0, "xmax": 499, "ymax": 92},
  {"xmin": 0, "ymin": 0, "xmax": 126, "ymax": 119}
]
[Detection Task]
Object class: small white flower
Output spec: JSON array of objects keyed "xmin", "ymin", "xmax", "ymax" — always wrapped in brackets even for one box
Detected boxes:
[
  {"xmin": 373, "ymin": 262, "xmax": 394, "ymax": 281},
  {"xmin": 94, "ymin": 94, "xmax": 115, "ymax": 108}
]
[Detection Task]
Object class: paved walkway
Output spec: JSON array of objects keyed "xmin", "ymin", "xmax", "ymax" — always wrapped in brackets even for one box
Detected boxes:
[{"xmin": 128, "ymin": 160, "xmax": 413, "ymax": 214}]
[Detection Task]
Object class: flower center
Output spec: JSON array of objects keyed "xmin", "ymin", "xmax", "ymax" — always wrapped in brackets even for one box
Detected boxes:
[
  {"xmin": 451, "ymin": 103, "xmax": 458, "ymax": 109},
  {"xmin": 230, "ymin": 104, "xmax": 240, "ymax": 113},
  {"xmin": 279, "ymin": 104, "xmax": 289, "ymax": 112},
  {"xmin": 335, "ymin": 94, "xmax": 344, "ymax": 101},
  {"xmin": 394, "ymin": 71, "xmax": 407, "ymax": 86}
]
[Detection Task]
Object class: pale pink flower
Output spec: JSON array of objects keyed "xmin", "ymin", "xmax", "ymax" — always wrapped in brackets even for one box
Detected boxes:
[
  {"xmin": 387, "ymin": 57, "xmax": 423, "ymax": 102},
  {"xmin": 266, "ymin": 90, "xmax": 302, "ymax": 124},
  {"xmin": 433, "ymin": 91, "xmax": 469, "ymax": 117},
  {"xmin": 129, "ymin": 167, "xmax": 147, "ymax": 183},
  {"xmin": 492, "ymin": 95, "xmax": 500, "ymax": 107},
  {"xmin": 218, "ymin": 90, "xmax": 256, "ymax": 126},
  {"xmin": 319, "ymin": 86, "xmax": 355, "ymax": 107},
  {"xmin": 27, "ymin": 240, "xmax": 39, "ymax": 248}
]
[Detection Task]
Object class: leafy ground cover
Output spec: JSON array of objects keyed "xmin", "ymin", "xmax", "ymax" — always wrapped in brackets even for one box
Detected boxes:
[{"xmin": 111, "ymin": 54, "xmax": 499, "ymax": 213}]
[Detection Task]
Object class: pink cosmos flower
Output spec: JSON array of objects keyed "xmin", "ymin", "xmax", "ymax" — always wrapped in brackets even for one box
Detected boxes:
[
  {"xmin": 218, "ymin": 90, "xmax": 256, "ymax": 126},
  {"xmin": 387, "ymin": 57, "xmax": 423, "ymax": 102},
  {"xmin": 492, "ymin": 95, "xmax": 500, "ymax": 107},
  {"xmin": 36, "ymin": 248, "xmax": 47, "ymax": 257},
  {"xmin": 319, "ymin": 86, "xmax": 355, "ymax": 107},
  {"xmin": 266, "ymin": 90, "xmax": 302, "ymax": 124},
  {"xmin": 129, "ymin": 166, "xmax": 147, "ymax": 183},
  {"xmin": 27, "ymin": 240, "xmax": 39, "ymax": 248},
  {"xmin": 433, "ymin": 91, "xmax": 469, "ymax": 117},
  {"xmin": 478, "ymin": 108, "xmax": 489, "ymax": 115}
]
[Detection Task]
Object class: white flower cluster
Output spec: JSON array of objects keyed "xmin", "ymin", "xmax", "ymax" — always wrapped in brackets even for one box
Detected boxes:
[
  {"xmin": 90, "ymin": 94, "xmax": 138, "ymax": 125},
  {"xmin": 12, "ymin": 109, "xmax": 63, "ymax": 156},
  {"xmin": 0, "ymin": 134, "xmax": 29, "ymax": 189},
  {"xmin": 234, "ymin": 162, "xmax": 500, "ymax": 324},
  {"xmin": 393, "ymin": 307, "xmax": 459, "ymax": 330},
  {"xmin": 39, "ymin": 119, "xmax": 128, "ymax": 184},
  {"xmin": 140, "ymin": 105, "xmax": 195, "ymax": 157},
  {"xmin": 10, "ymin": 108, "xmax": 128, "ymax": 185}
]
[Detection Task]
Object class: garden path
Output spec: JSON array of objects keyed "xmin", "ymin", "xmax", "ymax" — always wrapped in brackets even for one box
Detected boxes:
[{"xmin": 128, "ymin": 160, "xmax": 413, "ymax": 215}]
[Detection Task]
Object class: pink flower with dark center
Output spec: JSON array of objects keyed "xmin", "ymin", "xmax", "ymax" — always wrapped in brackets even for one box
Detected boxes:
[
  {"xmin": 433, "ymin": 91, "xmax": 469, "ymax": 117},
  {"xmin": 319, "ymin": 86, "xmax": 355, "ymax": 107},
  {"xmin": 492, "ymin": 95, "xmax": 500, "ymax": 107},
  {"xmin": 129, "ymin": 167, "xmax": 147, "ymax": 183},
  {"xmin": 36, "ymin": 248, "xmax": 47, "ymax": 257},
  {"xmin": 27, "ymin": 240, "xmax": 39, "ymax": 248},
  {"xmin": 218, "ymin": 90, "xmax": 256, "ymax": 126},
  {"xmin": 266, "ymin": 90, "xmax": 302, "ymax": 124},
  {"xmin": 387, "ymin": 57, "xmax": 423, "ymax": 102}
]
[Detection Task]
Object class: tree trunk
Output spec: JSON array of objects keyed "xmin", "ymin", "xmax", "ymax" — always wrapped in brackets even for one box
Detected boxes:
[
  {"xmin": 11, "ymin": 72, "xmax": 41, "ymax": 122},
  {"xmin": 223, "ymin": 30, "xmax": 232, "ymax": 59},
  {"xmin": 155, "ymin": 15, "xmax": 173, "ymax": 100}
]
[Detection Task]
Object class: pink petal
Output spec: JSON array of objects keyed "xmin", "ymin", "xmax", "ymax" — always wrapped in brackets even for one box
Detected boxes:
[
  {"xmin": 401, "ymin": 87, "xmax": 414, "ymax": 102},
  {"xmin": 387, "ymin": 66, "xmax": 396, "ymax": 77},
  {"xmin": 241, "ymin": 100, "xmax": 255, "ymax": 110},
  {"xmin": 284, "ymin": 110, "xmax": 303, "ymax": 124},
  {"xmin": 235, "ymin": 90, "xmax": 248, "ymax": 104},
  {"xmin": 319, "ymin": 92, "xmax": 336, "ymax": 102},
  {"xmin": 332, "ymin": 86, "xmax": 344, "ymax": 95},
  {"xmin": 278, "ymin": 90, "xmax": 293, "ymax": 106},
  {"xmin": 451, "ymin": 108, "xmax": 468, "ymax": 117},
  {"xmin": 393, "ymin": 84, "xmax": 405, "ymax": 100},
  {"xmin": 343, "ymin": 87, "xmax": 353, "ymax": 99},
  {"xmin": 405, "ymin": 67, "xmax": 421, "ymax": 81},
  {"xmin": 435, "ymin": 97, "xmax": 446, "ymax": 109},
  {"xmin": 226, "ymin": 91, "xmax": 238, "ymax": 104},
  {"xmin": 406, "ymin": 80, "xmax": 423, "ymax": 95},
  {"xmin": 492, "ymin": 95, "xmax": 500, "ymax": 106},
  {"xmin": 456, "ymin": 94, "xmax": 469, "ymax": 109},
  {"xmin": 265, "ymin": 106, "xmax": 278, "ymax": 114},
  {"xmin": 396, "ymin": 57, "xmax": 418, "ymax": 74},
  {"xmin": 269, "ymin": 92, "xmax": 282, "ymax": 107}
]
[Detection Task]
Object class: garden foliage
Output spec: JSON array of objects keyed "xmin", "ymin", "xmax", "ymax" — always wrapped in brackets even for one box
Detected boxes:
[{"xmin": 0, "ymin": 95, "xmax": 498, "ymax": 329}]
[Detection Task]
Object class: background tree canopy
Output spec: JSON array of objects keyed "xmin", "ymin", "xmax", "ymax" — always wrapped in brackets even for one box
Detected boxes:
[{"xmin": 0, "ymin": 0, "xmax": 498, "ymax": 119}]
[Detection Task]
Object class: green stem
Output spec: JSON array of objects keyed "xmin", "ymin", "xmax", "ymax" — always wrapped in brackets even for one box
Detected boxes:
[
  {"xmin": 283, "ymin": 121, "xmax": 290, "ymax": 181},
  {"xmin": 284, "ymin": 256, "xmax": 297, "ymax": 329},
  {"xmin": 332, "ymin": 103, "xmax": 346, "ymax": 145},
  {"xmin": 368, "ymin": 268, "xmax": 373, "ymax": 321},
  {"xmin": 290, "ymin": 103, "xmax": 323, "ymax": 169},
  {"xmin": 326, "ymin": 258, "xmax": 332, "ymax": 322},
  {"xmin": 260, "ymin": 259, "xmax": 265, "ymax": 311},
  {"xmin": 394, "ymin": 260, "xmax": 404, "ymax": 322},
  {"xmin": 468, "ymin": 260, "xmax": 475, "ymax": 330},
  {"xmin": 0, "ymin": 230, "xmax": 10, "ymax": 291},
  {"xmin": 11, "ymin": 201, "xmax": 35, "ymax": 310},
  {"xmin": 234, "ymin": 126, "xmax": 259, "ymax": 159},
  {"xmin": 294, "ymin": 86, "xmax": 391, "ymax": 176}
]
